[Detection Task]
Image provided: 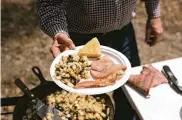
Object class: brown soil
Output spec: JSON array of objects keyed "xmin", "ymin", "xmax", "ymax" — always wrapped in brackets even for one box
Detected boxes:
[{"xmin": 1, "ymin": 0, "xmax": 182, "ymax": 119}]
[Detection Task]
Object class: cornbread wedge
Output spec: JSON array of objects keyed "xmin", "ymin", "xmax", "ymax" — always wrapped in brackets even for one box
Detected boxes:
[{"xmin": 78, "ymin": 37, "xmax": 101, "ymax": 58}]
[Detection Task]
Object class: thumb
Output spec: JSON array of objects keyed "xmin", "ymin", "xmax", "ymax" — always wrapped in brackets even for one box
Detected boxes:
[
  {"xmin": 56, "ymin": 33, "xmax": 76, "ymax": 50},
  {"xmin": 64, "ymin": 38, "xmax": 76, "ymax": 50}
]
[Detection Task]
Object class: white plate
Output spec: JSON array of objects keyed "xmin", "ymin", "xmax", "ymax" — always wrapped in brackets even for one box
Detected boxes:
[{"xmin": 50, "ymin": 46, "xmax": 131, "ymax": 95}]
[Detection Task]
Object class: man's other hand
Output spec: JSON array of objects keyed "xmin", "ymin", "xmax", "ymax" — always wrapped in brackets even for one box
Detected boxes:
[
  {"xmin": 145, "ymin": 18, "xmax": 163, "ymax": 46},
  {"xmin": 50, "ymin": 33, "xmax": 75, "ymax": 57}
]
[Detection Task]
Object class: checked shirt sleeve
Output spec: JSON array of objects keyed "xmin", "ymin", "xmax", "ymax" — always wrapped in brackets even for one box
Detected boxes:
[
  {"xmin": 36, "ymin": 0, "xmax": 68, "ymax": 38},
  {"xmin": 145, "ymin": 0, "xmax": 161, "ymax": 19}
]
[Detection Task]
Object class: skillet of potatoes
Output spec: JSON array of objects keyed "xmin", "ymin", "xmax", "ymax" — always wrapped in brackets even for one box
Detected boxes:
[{"xmin": 43, "ymin": 90, "xmax": 114, "ymax": 120}]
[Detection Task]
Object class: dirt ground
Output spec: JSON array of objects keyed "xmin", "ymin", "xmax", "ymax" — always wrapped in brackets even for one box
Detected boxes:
[{"xmin": 1, "ymin": 0, "xmax": 182, "ymax": 119}]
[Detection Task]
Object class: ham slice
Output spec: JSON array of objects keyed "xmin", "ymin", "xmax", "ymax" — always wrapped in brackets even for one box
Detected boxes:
[
  {"xmin": 143, "ymin": 65, "xmax": 168, "ymax": 87},
  {"xmin": 75, "ymin": 71, "xmax": 122, "ymax": 88},
  {"xmin": 74, "ymin": 78, "xmax": 115, "ymax": 88},
  {"xmin": 129, "ymin": 73, "xmax": 154, "ymax": 96},
  {"xmin": 91, "ymin": 55, "xmax": 114, "ymax": 72},
  {"xmin": 91, "ymin": 64, "xmax": 126, "ymax": 79},
  {"xmin": 75, "ymin": 55, "xmax": 127, "ymax": 88},
  {"xmin": 128, "ymin": 65, "xmax": 168, "ymax": 96}
]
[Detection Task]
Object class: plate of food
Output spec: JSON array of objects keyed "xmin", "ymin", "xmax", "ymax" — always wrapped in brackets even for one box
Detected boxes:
[{"xmin": 50, "ymin": 37, "xmax": 131, "ymax": 95}]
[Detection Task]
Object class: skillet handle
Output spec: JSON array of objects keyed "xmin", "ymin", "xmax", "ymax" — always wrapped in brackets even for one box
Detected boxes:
[
  {"xmin": 14, "ymin": 79, "xmax": 36, "ymax": 100},
  {"xmin": 32, "ymin": 66, "xmax": 47, "ymax": 84}
]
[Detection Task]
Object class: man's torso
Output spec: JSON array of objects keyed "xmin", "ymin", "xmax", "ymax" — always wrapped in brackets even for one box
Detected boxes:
[{"xmin": 65, "ymin": 0, "xmax": 136, "ymax": 34}]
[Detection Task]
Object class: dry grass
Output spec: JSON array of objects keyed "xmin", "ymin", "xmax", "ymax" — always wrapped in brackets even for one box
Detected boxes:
[{"xmin": 1, "ymin": 0, "xmax": 182, "ymax": 119}]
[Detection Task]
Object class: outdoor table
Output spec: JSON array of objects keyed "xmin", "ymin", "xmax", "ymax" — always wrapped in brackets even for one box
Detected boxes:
[{"xmin": 122, "ymin": 57, "xmax": 182, "ymax": 120}]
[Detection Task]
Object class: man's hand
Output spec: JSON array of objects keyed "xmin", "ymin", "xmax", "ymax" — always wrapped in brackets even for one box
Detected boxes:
[
  {"xmin": 50, "ymin": 33, "xmax": 75, "ymax": 57},
  {"xmin": 145, "ymin": 18, "xmax": 163, "ymax": 46}
]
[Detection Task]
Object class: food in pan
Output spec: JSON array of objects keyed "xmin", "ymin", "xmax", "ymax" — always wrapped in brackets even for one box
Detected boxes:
[
  {"xmin": 23, "ymin": 103, "xmax": 40, "ymax": 120},
  {"xmin": 128, "ymin": 65, "xmax": 168, "ymax": 97},
  {"xmin": 44, "ymin": 90, "xmax": 111, "ymax": 120},
  {"xmin": 78, "ymin": 37, "xmax": 101, "ymax": 58},
  {"xmin": 75, "ymin": 55, "xmax": 127, "ymax": 88},
  {"xmin": 54, "ymin": 55, "xmax": 91, "ymax": 87}
]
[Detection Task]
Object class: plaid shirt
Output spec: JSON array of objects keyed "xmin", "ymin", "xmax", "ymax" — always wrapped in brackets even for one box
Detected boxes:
[{"xmin": 36, "ymin": 0, "xmax": 160, "ymax": 38}]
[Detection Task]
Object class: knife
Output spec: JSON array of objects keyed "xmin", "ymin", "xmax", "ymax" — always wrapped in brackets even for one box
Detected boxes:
[
  {"xmin": 162, "ymin": 65, "xmax": 182, "ymax": 94},
  {"xmin": 14, "ymin": 79, "xmax": 62, "ymax": 119}
]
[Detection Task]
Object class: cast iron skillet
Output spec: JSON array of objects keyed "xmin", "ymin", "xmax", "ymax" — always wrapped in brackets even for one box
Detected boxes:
[{"xmin": 13, "ymin": 66, "xmax": 114, "ymax": 120}]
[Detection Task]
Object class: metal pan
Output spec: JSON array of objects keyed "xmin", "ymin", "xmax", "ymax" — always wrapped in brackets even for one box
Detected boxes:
[{"xmin": 13, "ymin": 66, "xmax": 114, "ymax": 120}]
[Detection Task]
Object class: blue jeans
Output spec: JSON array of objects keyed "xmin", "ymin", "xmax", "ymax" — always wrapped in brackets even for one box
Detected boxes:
[{"xmin": 69, "ymin": 22, "xmax": 141, "ymax": 120}]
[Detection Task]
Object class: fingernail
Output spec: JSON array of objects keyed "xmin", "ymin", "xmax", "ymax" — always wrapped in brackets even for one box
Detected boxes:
[{"xmin": 70, "ymin": 44, "xmax": 76, "ymax": 50}]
